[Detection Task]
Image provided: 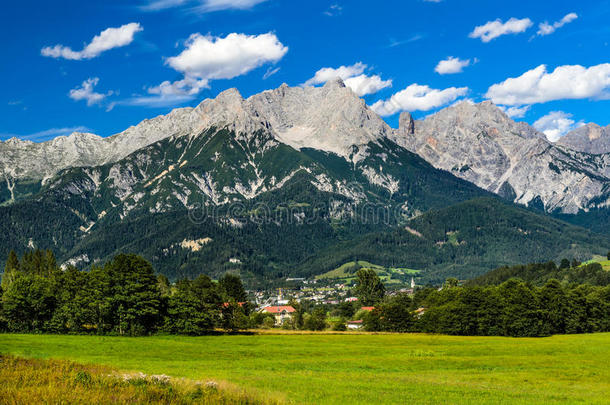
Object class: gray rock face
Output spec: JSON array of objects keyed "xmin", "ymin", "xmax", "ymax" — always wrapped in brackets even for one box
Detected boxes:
[
  {"xmin": 1, "ymin": 82, "xmax": 609, "ymax": 215},
  {"xmin": 0, "ymin": 80, "xmax": 391, "ymax": 202},
  {"xmin": 390, "ymin": 101, "xmax": 610, "ymax": 214},
  {"xmin": 0, "ymin": 107, "xmax": 199, "ymax": 183},
  {"xmin": 398, "ymin": 112, "xmax": 415, "ymax": 135},
  {"xmin": 558, "ymin": 123, "xmax": 610, "ymax": 154}
]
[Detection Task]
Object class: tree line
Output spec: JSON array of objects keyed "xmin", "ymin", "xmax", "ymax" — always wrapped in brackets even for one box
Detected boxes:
[
  {"xmin": 0, "ymin": 250, "xmax": 266, "ymax": 335},
  {"xmin": 467, "ymin": 259, "xmax": 610, "ymax": 287},
  {"xmin": 357, "ymin": 268, "xmax": 610, "ymax": 337},
  {"xmin": 1, "ymin": 251, "xmax": 609, "ymax": 338}
]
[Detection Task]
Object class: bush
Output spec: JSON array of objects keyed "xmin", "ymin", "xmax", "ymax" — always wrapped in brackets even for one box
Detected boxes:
[{"xmin": 331, "ymin": 318, "xmax": 347, "ymax": 331}]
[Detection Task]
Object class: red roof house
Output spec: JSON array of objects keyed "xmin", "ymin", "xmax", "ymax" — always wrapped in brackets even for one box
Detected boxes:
[
  {"xmin": 261, "ymin": 306, "xmax": 296, "ymax": 325},
  {"xmin": 261, "ymin": 306, "xmax": 296, "ymax": 314}
]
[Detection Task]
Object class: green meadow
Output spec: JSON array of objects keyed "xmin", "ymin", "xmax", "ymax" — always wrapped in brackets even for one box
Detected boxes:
[
  {"xmin": 582, "ymin": 255, "xmax": 610, "ymax": 271},
  {"xmin": 1, "ymin": 332, "xmax": 609, "ymax": 404},
  {"xmin": 315, "ymin": 260, "xmax": 420, "ymax": 285}
]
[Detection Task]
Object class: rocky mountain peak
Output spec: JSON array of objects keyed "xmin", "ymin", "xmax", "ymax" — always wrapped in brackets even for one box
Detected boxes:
[
  {"xmin": 322, "ymin": 77, "xmax": 347, "ymax": 89},
  {"xmin": 388, "ymin": 98, "xmax": 609, "ymax": 214},
  {"xmin": 2, "ymin": 137, "xmax": 34, "ymax": 146},
  {"xmin": 246, "ymin": 81, "xmax": 390, "ymax": 159},
  {"xmin": 558, "ymin": 123, "xmax": 610, "ymax": 154},
  {"xmin": 398, "ymin": 112, "xmax": 415, "ymax": 135}
]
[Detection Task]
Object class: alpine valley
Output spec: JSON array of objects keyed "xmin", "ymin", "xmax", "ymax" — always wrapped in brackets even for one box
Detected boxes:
[{"xmin": 1, "ymin": 80, "xmax": 608, "ymax": 284}]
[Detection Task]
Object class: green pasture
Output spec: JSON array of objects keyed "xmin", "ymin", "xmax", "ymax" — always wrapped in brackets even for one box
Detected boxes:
[{"xmin": 1, "ymin": 332, "xmax": 608, "ymax": 404}]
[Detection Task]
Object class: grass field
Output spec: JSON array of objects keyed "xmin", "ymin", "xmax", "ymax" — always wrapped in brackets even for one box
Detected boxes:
[
  {"xmin": 315, "ymin": 260, "xmax": 420, "ymax": 285},
  {"xmin": 0, "ymin": 355, "xmax": 273, "ymax": 405},
  {"xmin": 581, "ymin": 255, "xmax": 610, "ymax": 271},
  {"xmin": 1, "ymin": 333, "xmax": 609, "ymax": 404}
]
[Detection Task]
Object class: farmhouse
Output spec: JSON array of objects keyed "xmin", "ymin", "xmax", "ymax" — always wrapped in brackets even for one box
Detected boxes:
[{"xmin": 261, "ymin": 306, "xmax": 296, "ymax": 325}]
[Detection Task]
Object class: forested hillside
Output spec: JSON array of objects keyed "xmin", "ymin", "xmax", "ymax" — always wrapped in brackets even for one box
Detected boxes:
[
  {"xmin": 0, "ymin": 128, "xmax": 493, "ymax": 283},
  {"xmin": 468, "ymin": 260, "xmax": 610, "ymax": 287},
  {"xmin": 296, "ymin": 198, "xmax": 610, "ymax": 284}
]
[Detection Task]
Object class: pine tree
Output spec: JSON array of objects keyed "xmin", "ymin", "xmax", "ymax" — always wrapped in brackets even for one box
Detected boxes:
[
  {"xmin": 1, "ymin": 250, "xmax": 20, "ymax": 290},
  {"xmin": 44, "ymin": 250, "xmax": 58, "ymax": 278}
]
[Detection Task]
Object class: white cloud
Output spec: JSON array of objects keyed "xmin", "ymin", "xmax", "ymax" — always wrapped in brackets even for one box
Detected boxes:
[
  {"xmin": 263, "ymin": 66, "xmax": 280, "ymax": 80},
  {"xmin": 165, "ymin": 32, "xmax": 287, "ymax": 91},
  {"xmin": 303, "ymin": 62, "xmax": 392, "ymax": 96},
  {"xmin": 133, "ymin": 32, "xmax": 286, "ymax": 106},
  {"xmin": 387, "ymin": 34, "xmax": 425, "ymax": 48},
  {"xmin": 344, "ymin": 74, "xmax": 392, "ymax": 96},
  {"xmin": 195, "ymin": 0, "xmax": 268, "ymax": 12},
  {"xmin": 69, "ymin": 78, "xmax": 112, "ymax": 106},
  {"xmin": 324, "ymin": 4, "xmax": 342, "ymax": 17},
  {"xmin": 500, "ymin": 105, "xmax": 530, "ymax": 119},
  {"xmin": 1, "ymin": 126, "xmax": 93, "ymax": 142},
  {"xmin": 537, "ymin": 13, "xmax": 578, "ymax": 36},
  {"xmin": 486, "ymin": 63, "xmax": 610, "ymax": 105},
  {"xmin": 118, "ymin": 93, "xmax": 194, "ymax": 108},
  {"xmin": 371, "ymin": 84, "xmax": 469, "ymax": 116},
  {"xmin": 304, "ymin": 62, "xmax": 367, "ymax": 86},
  {"xmin": 533, "ymin": 111, "xmax": 583, "ymax": 142},
  {"xmin": 469, "ymin": 17, "xmax": 533, "ymax": 42},
  {"xmin": 120, "ymin": 76, "xmax": 206, "ymax": 108},
  {"xmin": 41, "ymin": 23, "xmax": 142, "ymax": 60},
  {"xmin": 141, "ymin": 0, "xmax": 267, "ymax": 12},
  {"xmin": 435, "ymin": 57, "xmax": 471, "ymax": 74}
]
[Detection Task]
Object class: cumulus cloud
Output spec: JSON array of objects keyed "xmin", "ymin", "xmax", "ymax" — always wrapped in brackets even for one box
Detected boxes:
[
  {"xmin": 166, "ymin": 32, "xmax": 287, "ymax": 88},
  {"xmin": 130, "ymin": 32, "xmax": 286, "ymax": 106},
  {"xmin": 304, "ymin": 62, "xmax": 392, "ymax": 96},
  {"xmin": 344, "ymin": 75, "xmax": 393, "ymax": 96},
  {"xmin": 469, "ymin": 17, "xmax": 533, "ymax": 42},
  {"xmin": 486, "ymin": 63, "xmax": 610, "ymax": 106},
  {"xmin": 533, "ymin": 111, "xmax": 583, "ymax": 142},
  {"xmin": 537, "ymin": 13, "xmax": 578, "ymax": 36},
  {"xmin": 304, "ymin": 62, "xmax": 367, "ymax": 86},
  {"xmin": 435, "ymin": 57, "xmax": 472, "ymax": 74},
  {"xmin": 41, "ymin": 23, "xmax": 143, "ymax": 60},
  {"xmin": 69, "ymin": 78, "xmax": 112, "ymax": 106},
  {"xmin": 371, "ymin": 84, "xmax": 469, "ymax": 116},
  {"xmin": 141, "ymin": 0, "xmax": 268, "ymax": 12},
  {"xmin": 500, "ymin": 105, "xmax": 530, "ymax": 119}
]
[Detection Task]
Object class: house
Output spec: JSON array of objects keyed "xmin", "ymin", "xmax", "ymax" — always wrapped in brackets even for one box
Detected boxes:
[
  {"xmin": 345, "ymin": 297, "xmax": 359, "ymax": 302},
  {"xmin": 261, "ymin": 306, "xmax": 296, "ymax": 325},
  {"xmin": 360, "ymin": 306, "xmax": 375, "ymax": 312},
  {"xmin": 347, "ymin": 320, "xmax": 363, "ymax": 330}
]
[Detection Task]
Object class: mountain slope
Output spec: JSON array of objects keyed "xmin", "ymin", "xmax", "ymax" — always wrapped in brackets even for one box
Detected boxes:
[
  {"xmin": 1, "ymin": 82, "xmax": 608, "ymax": 283},
  {"xmin": 295, "ymin": 197, "xmax": 609, "ymax": 284},
  {"xmin": 0, "ymin": 122, "xmax": 490, "ymax": 280},
  {"xmin": 391, "ymin": 101, "xmax": 610, "ymax": 215},
  {"xmin": 559, "ymin": 123, "xmax": 610, "ymax": 154},
  {"xmin": 467, "ymin": 260, "xmax": 610, "ymax": 286},
  {"xmin": 0, "ymin": 107, "xmax": 199, "ymax": 204}
]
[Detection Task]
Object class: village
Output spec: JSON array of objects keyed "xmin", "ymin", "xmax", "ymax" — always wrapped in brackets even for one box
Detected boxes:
[{"xmin": 251, "ymin": 275, "xmax": 420, "ymax": 329}]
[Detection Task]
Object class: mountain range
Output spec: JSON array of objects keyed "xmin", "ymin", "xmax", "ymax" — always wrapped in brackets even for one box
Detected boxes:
[{"xmin": 0, "ymin": 79, "xmax": 608, "ymax": 284}]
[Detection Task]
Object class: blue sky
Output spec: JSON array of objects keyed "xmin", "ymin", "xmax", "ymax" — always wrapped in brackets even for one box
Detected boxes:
[{"xmin": 1, "ymin": 0, "xmax": 609, "ymax": 142}]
